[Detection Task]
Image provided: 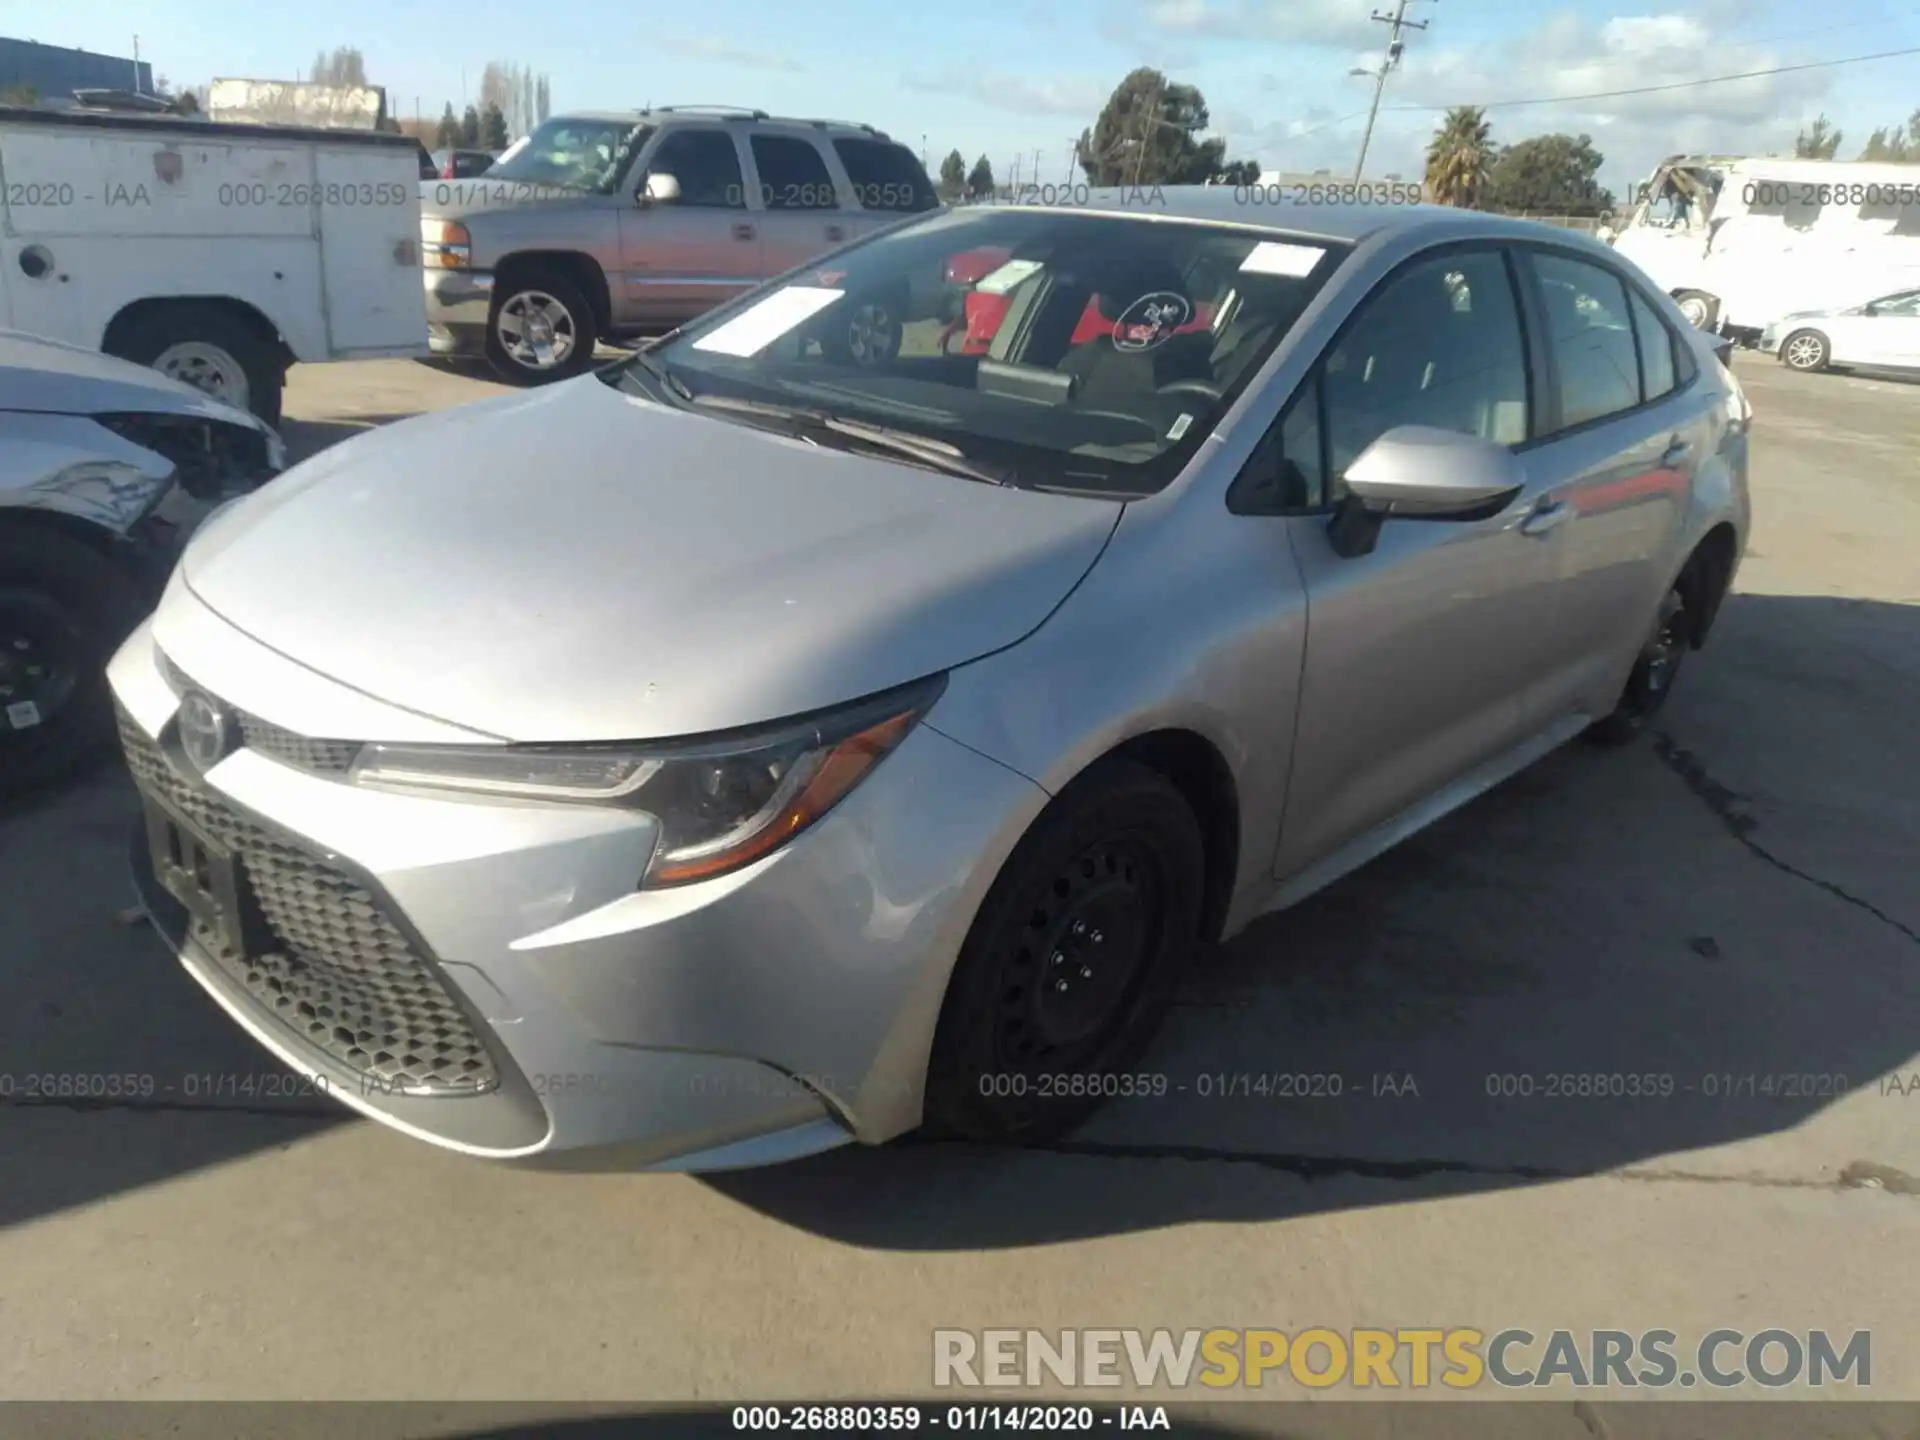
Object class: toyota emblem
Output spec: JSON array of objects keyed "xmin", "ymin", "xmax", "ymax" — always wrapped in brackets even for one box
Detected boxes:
[{"xmin": 176, "ymin": 691, "xmax": 232, "ymax": 773}]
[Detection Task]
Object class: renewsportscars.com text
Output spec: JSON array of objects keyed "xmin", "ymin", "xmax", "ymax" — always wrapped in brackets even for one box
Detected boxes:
[{"xmin": 933, "ymin": 1327, "xmax": 1871, "ymax": 1390}]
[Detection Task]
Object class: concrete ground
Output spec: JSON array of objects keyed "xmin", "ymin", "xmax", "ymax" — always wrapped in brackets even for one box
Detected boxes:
[{"xmin": 0, "ymin": 351, "xmax": 1916, "ymax": 1432}]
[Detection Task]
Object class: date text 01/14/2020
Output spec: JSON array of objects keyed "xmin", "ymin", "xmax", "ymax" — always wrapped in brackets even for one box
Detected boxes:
[{"xmin": 729, "ymin": 1404, "xmax": 1173, "ymax": 1431}]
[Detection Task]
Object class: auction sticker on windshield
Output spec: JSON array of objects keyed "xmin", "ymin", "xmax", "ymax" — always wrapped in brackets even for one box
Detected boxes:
[
  {"xmin": 691, "ymin": 287, "xmax": 846, "ymax": 357},
  {"xmin": 1240, "ymin": 241, "xmax": 1327, "ymax": 277}
]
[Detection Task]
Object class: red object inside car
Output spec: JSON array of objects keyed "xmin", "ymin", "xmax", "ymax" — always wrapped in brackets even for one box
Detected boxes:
[{"xmin": 957, "ymin": 291, "xmax": 1217, "ymax": 355}]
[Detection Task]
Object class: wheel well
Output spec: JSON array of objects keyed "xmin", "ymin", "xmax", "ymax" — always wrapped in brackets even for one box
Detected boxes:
[
  {"xmin": 102, "ymin": 296, "xmax": 292, "ymax": 371},
  {"xmin": 1681, "ymin": 523, "xmax": 1738, "ymax": 649},
  {"xmin": 0, "ymin": 505, "xmax": 129, "ymax": 565},
  {"xmin": 495, "ymin": 251, "xmax": 613, "ymax": 334},
  {"xmin": 1106, "ymin": 729, "xmax": 1241, "ymax": 945}
]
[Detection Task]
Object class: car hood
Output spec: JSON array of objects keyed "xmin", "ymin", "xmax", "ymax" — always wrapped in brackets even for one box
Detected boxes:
[
  {"xmin": 182, "ymin": 376, "xmax": 1123, "ymax": 742},
  {"xmin": 0, "ymin": 329, "xmax": 266, "ymax": 423}
]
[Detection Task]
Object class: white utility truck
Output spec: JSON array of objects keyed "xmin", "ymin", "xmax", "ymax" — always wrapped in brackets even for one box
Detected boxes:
[
  {"xmin": 0, "ymin": 104, "xmax": 427, "ymax": 424},
  {"xmin": 1611, "ymin": 154, "xmax": 1920, "ymax": 341}
]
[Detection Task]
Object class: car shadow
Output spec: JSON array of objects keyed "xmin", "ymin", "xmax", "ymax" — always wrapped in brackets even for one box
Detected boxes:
[
  {"xmin": 0, "ymin": 592, "xmax": 1913, "ymax": 1238},
  {"xmin": 278, "ymin": 413, "xmax": 430, "ymax": 467}
]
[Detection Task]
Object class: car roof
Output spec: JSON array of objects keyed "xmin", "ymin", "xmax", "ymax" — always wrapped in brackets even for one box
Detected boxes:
[
  {"xmin": 549, "ymin": 107, "xmax": 894, "ymax": 139},
  {"xmin": 983, "ymin": 187, "xmax": 1625, "ymax": 253}
]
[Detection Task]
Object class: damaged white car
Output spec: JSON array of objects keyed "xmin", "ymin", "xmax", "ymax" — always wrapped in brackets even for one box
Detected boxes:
[{"xmin": 1, "ymin": 331, "xmax": 284, "ymax": 794}]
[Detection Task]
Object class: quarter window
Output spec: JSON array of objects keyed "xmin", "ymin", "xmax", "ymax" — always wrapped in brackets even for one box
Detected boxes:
[
  {"xmin": 1628, "ymin": 288, "xmax": 1677, "ymax": 401},
  {"xmin": 644, "ymin": 130, "xmax": 745, "ymax": 208},
  {"xmin": 1533, "ymin": 252, "xmax": 1641, "ymax": 429},
  {"xmin": 750, "ymin": 136, "xmax": 840, "ymax": 210},
  {"xmin": 833, "ymin": 139, "xmax": 939, "ymax": 213}
]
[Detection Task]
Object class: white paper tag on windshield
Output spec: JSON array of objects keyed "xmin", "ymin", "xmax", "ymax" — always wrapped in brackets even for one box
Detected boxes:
[
  {"xmin": 1167, "ymin": 413, "xmax": 1194, "ymax": 441},
  {"xmin": 691, "ymin": 287, "xmax": 846, "ymax": 357},
  {"xmin": 1240, "ymin": 241, "xmax": 1326, "ymax": 277},
  {"xmin": 6, "ymin": 701, "xmax": 42, "ymax": 730},
  {"xmin": 976, "ymin": 259, "xmax": 1044, "ymax": 295}
]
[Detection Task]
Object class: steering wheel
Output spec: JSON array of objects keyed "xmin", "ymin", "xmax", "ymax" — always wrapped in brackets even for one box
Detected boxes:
[{"xmin": 1156, "ymin": 378, "xmax": 1224, "ymax": 403}]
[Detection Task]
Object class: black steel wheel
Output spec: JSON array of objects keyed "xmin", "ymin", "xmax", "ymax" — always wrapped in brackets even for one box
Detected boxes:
[
  {"xmin": 924, "ymin": 760, "xmax": 1205, "ymax": 1143},
  {"xmin": 0, "ymin": 527, "xmax": 148, "ymax": 797},
  {"xmin": 1587, "ymin": 584, "xmax": 1689, "ymax": 746}
]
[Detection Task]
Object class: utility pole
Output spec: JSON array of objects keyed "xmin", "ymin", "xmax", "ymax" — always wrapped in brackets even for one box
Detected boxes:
[
  {"xmin": 131, "ymin": 35, "xmax": 141, "ymax": 92},
  {"xmin": 1353, "ymin": 0, "xmax": 1431, "ymax": 184}
]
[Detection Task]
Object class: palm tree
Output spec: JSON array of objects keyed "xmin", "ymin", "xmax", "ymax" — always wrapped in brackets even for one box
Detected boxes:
[{"xmin": 1425, "ymin": 106, "xmax": 1494, "ymax": 209}]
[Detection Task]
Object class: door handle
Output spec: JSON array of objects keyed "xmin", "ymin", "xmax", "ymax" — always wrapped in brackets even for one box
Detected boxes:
[
  {"xmin": 825, "ymin": 224, "xmax": 845, "ymax": 242},
  {"xmin": 1519, "ymin": 499, "xmax": 1572, "ymax": 538},
  {"xmin": 732, "ymin": 223, "xmax": 756, "ymax": 241},
  {"xmin": 1660, "ymin": 436, "xmax": 1693, "ymax": 467}
]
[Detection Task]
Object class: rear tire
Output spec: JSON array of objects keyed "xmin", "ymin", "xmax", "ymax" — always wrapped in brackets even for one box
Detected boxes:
[
  {"xmin": 1674, "ymin": 290, "xmax": 1719, "ymax": 331},
  {"xmin": 485, "ymin": 269, "xmax": 599, "ymax": 386},
  {"xmin": 0, "ymin": 527, "xmax": 147, "ymax": 798},
  {"xmin": 1780, "ymin": 329, "xmax": 1830, "ymax": 372},
  {"xmin": 108, "ymin": 303, "xmax": 284, "ymax": 427},
  {"xmin": 923, "ymin": 760, "xmax": 1205, "ymax": 1144},
  {"xmin": 1586, "ymin": 582, "xmax": 1689, "ymax": 747},
  {"xmin": 820, "ymin": 290, "xmax": 905, "ymax": 368}
]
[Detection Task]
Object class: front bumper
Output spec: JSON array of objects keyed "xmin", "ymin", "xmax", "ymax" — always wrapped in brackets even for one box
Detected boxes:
[
  {"xmin": 107, "ymin": 591, "xmax": 1048, "ymax": 1169},
  {"xmin": 1756, "ymin": 326, "xmax": 1784, "ymax": 356},
  {"xmin": 422, "ymin": 269, "xmax": 494, "ymax": 356}
]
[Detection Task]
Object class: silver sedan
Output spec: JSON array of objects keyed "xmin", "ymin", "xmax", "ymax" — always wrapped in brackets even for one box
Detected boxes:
[{"xmin": 108, "ymin": 190, "xmax": 1751, "ymax": 1171}]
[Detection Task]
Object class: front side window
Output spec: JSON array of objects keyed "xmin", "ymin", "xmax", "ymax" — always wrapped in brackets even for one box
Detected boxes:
[
  {"xmin": 1870, "ymin": 289, "xmax": 1920, "ymax": 317},
  {"xmin": 645, "ymin": 129, "xmax": 747, "ymax": 208},
  {"xmin": 1321, "ymin": 249, "xmax": 1530, "ymax": 488},
  {"xmin": 750, "ymin": 136, "xmax": 840, "ymax": 210},
  {"xmin": 1533, "ymin": 252, "xmax": 1641, "ymax": 430},
  {"xmin": 485, "ymin": 117, "xmax": 652, "ymax": 192},
  {"xmin": 615, "ymin": 210, "xmax": 1348, "ymax": 496}
]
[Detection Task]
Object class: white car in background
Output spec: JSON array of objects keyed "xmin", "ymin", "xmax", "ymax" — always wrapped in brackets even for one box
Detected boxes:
[{"xmin": 1761, "ymin": 288, "xmax": 1920, "ymax": 375}]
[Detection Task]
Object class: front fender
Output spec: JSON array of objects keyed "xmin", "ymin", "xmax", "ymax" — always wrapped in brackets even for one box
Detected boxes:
[{"xmin": 0, "ymin": 412, "xmax": 176, "ymax": 534}]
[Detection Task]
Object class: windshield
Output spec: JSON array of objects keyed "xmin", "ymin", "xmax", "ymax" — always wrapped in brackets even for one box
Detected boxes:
[
  {"xmin": 619, "ymin": 208, "xmax": 1347, "ymax": 496},
  {"xmin": 485, "ymin": 117, "xmax": 653, "ymax": 192}
]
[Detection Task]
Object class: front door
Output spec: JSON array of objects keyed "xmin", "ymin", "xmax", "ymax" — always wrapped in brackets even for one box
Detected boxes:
[
  {"xmin": 1273, "ymin": 245, "xmax": 1567, "ymax": 878},
  {"xmin": 619, "ymin": 126, "xmax": 762, "ymax": 328}
]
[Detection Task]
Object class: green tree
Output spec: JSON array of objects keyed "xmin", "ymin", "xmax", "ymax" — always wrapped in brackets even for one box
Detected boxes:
[
  {"xmin": 1486, "ymin": 133, "xmax": 1611, "ymax": 215},
  {"xmin": 1425, "ymin": 106, "xmax": 1494, "ymax": 208},
  {"xmin": 0, "ymin": 83, "xmax": 37, "ymax": 106},
  {"xmin": 966, "ymin": 154, "xmax": 996, "ymax": 200},
  {"xmin": 938, "ymin": 149, "xmax": 968, "ymax": 202},
  {"xmin": 1216, "ymin": 158, "xmax": 1262, "ymax": 186},
  {"xmin": 482, "ymin": 103, "xmax": 510, "ymax": 150},
  {"xmin": 460, "ymin": 104, "xmax": 482, "ymax": 148},
  {"xmin": 1794, "ymin": 114, "xmax": 1843, "ymax": 160},
  {"xmin": 1074, "ymin": 68, "xmax": 1255, "ymax": 186},
  {"xmin": 435, "ymin": 103, "xmax": 461, "ymax": 149},
  {"xmin": 1857, "ymin": 110, "xmax": 1920, "ymax": 161}
]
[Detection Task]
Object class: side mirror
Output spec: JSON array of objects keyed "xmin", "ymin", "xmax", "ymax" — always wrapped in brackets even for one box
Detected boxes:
[
  {"xmin": 641, "ymin": 172, "xmax": 681, "ymax": 206},
  {"xmin": 1328, "ymin": 426, "xmax": 1526, "ymax": 558}
]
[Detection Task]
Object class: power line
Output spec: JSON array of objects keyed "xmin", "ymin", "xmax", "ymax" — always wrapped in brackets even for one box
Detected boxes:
[{"xmin": 1383, "ymin": 43, "xmax": 1920, "ymax": 113}]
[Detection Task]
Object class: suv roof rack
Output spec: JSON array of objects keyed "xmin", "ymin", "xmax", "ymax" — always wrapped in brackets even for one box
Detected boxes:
[
  {"xmin": 650, "ymin": 105, "xmax": 771, "ymax": 120},
  {"xmin": 802, "ymin": 118, "xmax": 889, "ymax": 139}
]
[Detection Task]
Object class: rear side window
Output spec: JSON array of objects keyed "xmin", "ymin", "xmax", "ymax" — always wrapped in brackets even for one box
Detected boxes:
[
  {"xmin": 1628, "ymin": 289, "xmax": 1677, "ymax": 401},
  {"xmin": 750, "ymin": 135, "xmax": 839, "ymax": 210},
  {"xmin": 834, "ymin": 139, "xmax": 939, "ymax": 213},
  {"xmin": 1533, "ymin": 252, "xmax": 1641, "ymax": 429}
]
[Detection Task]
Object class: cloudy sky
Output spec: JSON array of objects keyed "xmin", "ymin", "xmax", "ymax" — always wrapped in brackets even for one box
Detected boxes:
[{"xmin": 32, "ymin": 0, "xmax": 1920, "ymax": 199}]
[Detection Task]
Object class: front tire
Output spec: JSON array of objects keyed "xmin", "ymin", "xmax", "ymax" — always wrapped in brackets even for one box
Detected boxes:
[
  {"xmin": 1780, "ymin": 328, "xmax": 1830, "ymax": 372},
  {"xmin": 923, "ymin": 760, "xmax": 1205, "ymax": 1144},
  {"xmin": 1674, "ymin": 290, "xmax": 1719, "ymax": 331},
  {"xmin": 0, "ymin": 527, "xmax": 147, "ymax": 798},
  {"xmin": 1586, "ymin": 584, "xmax": 1689, "ymax": 746},
  {"xmin": 485, "ymin": 270, "xmax": 599, "ymax": 386}
]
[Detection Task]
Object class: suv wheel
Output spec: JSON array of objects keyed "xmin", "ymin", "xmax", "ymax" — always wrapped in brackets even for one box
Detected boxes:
[
  {"xmin": 822, "ymin": 293, "xmax": 904, "ymax": 368},
  {"xmin": 486, "ymin": 270, "xmax": 599, "ymax": 385}
]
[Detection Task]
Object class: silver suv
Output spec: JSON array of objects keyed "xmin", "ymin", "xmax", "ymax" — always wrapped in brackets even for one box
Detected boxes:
[{"xmin": 419, "ymin": 105, "xmax": 941, "ymax": 384}]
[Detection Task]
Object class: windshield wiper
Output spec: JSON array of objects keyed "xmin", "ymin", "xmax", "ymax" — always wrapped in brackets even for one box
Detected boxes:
[{"xmin": 687, "ymin": 396, "xmax": 1019, "ymax": 486}]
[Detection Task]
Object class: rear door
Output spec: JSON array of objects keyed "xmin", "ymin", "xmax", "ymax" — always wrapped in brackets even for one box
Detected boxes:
[
  {"xmin": 620, "ymin": 125, "xmax": 761, "ymax": 325},
  {"xmin": 1850, "ymin": 289, "xmax": 1920, "ymax": 367},
  {"xmin": 744, "ymin": 132, "xmax": 854, "ymax": 276},
  {"xmin": 1508, "ymin": 247, "xmax": 1711, "ymax": 727}
]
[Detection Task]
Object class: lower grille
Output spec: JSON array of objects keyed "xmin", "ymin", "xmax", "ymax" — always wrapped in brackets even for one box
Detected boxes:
[{"xmin": 120, "ymin": 710, "xmax": 499, "ymax": 1096}]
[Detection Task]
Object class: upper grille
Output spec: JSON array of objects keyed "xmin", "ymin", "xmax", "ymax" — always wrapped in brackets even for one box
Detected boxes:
[
  {"xmin": 156, "ymin": 653, "xmax": 359, "ymax": 775},
  {"xmin": 120, "ymin": 710, "xmax": 499, "ymax": 1096}
]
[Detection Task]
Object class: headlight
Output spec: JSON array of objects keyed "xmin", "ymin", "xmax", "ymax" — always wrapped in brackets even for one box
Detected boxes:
[
  {"xmin": 347, "ymin": 674, "xmax": 946, "ymax": 887},
  {"xmin": 421, "ymin": 218, "xmax": 472, "ymax": 269}
]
